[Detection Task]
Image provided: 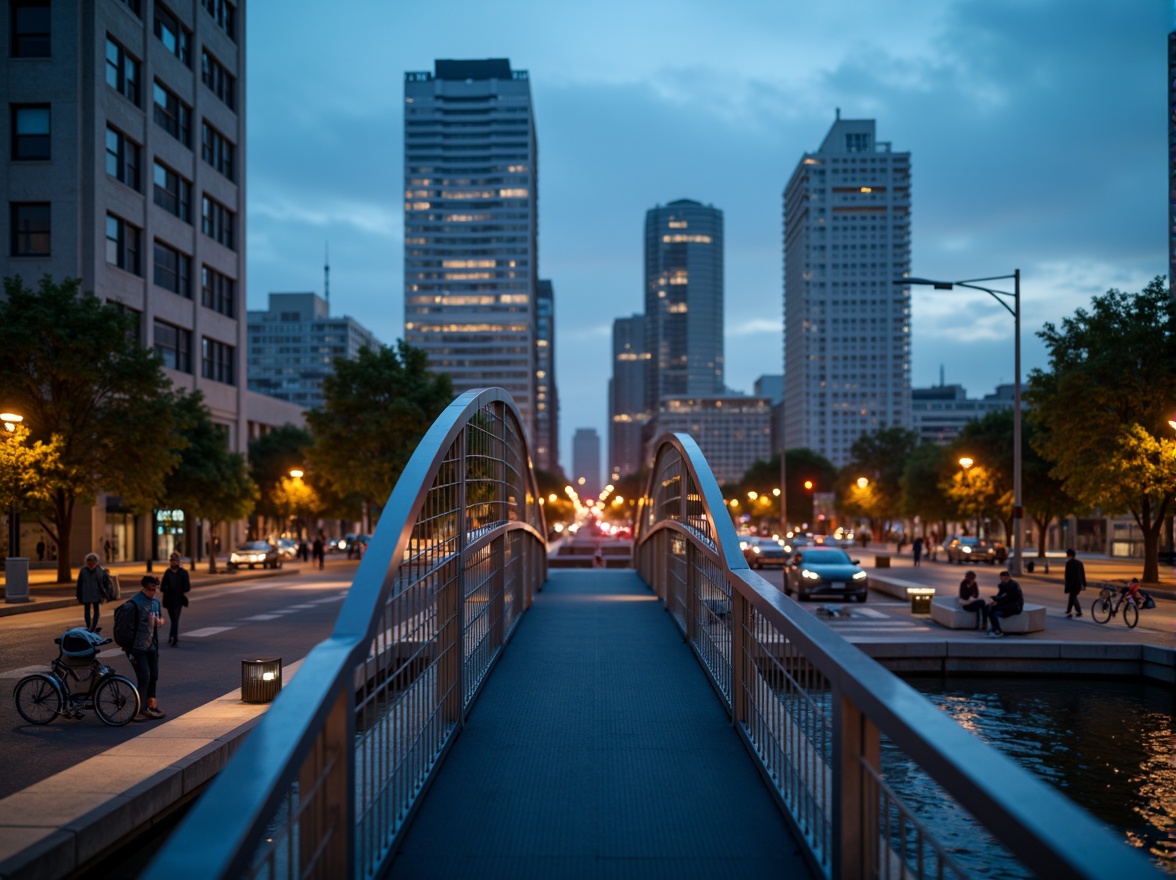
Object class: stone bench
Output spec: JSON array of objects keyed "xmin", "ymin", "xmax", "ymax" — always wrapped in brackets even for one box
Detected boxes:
[{"xmin": 930, "ymin": 596, "xmax": 1047, "ymax": 633}]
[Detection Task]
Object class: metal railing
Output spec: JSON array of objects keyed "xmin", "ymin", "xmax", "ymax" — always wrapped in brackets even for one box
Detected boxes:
[
  {"xmin": 142, "ymin": 388, "xmax": 547, "ymax": 880},
  {"xmin": 634, "ymin": 432, "xmax": 1158, "ymax": 880}
]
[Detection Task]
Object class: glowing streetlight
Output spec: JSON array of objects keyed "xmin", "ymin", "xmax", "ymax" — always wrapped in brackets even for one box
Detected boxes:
[
  {"xmin": 289, "ymin": 468, "xmax": 304, "ymax": 479},
  {"xmin": 958, "ymin": 457, "xmax": 973, "ymax": 469},
  {"xmin": 856, "ymin": 477, "xmax": 869, "ymax": 489}
]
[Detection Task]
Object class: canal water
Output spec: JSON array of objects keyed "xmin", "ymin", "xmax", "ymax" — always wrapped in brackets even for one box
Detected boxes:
[{"xmin": 892, "ymin": 676, "xmax": 1176, "ymax": 875}]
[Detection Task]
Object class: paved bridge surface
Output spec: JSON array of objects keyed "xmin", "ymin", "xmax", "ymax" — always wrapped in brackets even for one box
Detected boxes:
[{"xmin": 386, "ymin": 568, "xmax": 812, "ymax": 880}]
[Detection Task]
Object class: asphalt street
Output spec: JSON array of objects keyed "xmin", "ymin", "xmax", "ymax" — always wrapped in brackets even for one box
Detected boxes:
[{"xmin": 0, "ymin": 564, "xmax": 356, "ymax": 799}]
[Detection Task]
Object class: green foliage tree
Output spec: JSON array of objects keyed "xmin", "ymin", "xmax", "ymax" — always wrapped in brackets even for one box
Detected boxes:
[
  {"xmin": 847, "ymin": 426, "xmax": 919, "ymax": 529},
  {"xmin": 0, "ymin": 424, "xmax": 59, "ymax": 556},
  {"xmin": 306, "ymin": 341, "xmax": 454, "ymax": 528},
  {"xmin": 0, "ymin": 276, "xmax": 184, "ymax": 581},
  {"xmin": 162, "ymin": 391, "xmax": 257, "ymax": 571},
  {"xmin": 1026, "ymin": 277, "xmax": 1176, "ymax": 583},
  {"xmin": 1021, "ymin": 417, "xmax": 1076, "ymax": 559},
  {"xmin": 951, "ymin": 410, "xmax": 1015, "ymax": 541},
  {"xmin": 783, "ymin": 448, "xmax": 838, "ymax": 531},
  {"xmin": 899, "ymin": 442, "xmax": 954, "ymax": 538}
]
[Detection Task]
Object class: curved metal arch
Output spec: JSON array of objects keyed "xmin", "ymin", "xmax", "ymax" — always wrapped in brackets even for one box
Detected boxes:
[{"xmin": 634, "ymin": 431, "xmax": 748, "ymax": 573}]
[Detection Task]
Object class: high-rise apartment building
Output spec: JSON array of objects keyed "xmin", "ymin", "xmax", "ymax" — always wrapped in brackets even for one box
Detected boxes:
[
  {"xmin": 2, "ymin": 0, "xmax": 250, "ymax": 561},
  {"xmin": 247, "ymin": 292, "xmax": 380, "ymax": 410},
  {"xmin": 643, "ymin": 200, "xmax": 725, "ymax": 415},
  {"xmin": 608, "ymin": 314, "xmax": 649, "ymax": 481},
  {"xmin": 534, "ymin": 279, "xmax": 559, "ymax": 473},
  {"xmin": 572, "ymin": 428, "xmax": 601, "ymax": 502},
  {"xmin": 403, "ymin": 58, "xmax": 540, "ymax": 443},
  {"xmin": 782, "ymin": 115, "xmax": 912, "ymax": 466},
  {"xmin": 655, "ymin": 396, "xmax": 771, "ymax": 485}
]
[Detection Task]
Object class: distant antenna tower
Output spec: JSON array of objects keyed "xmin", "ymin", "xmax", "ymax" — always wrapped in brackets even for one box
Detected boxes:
[
  {"xmin": 939, "ymin": 364, "xmax": 945, "ymax": 386},
  {"xmin": 324, "ymin": 241, "xmax": 330, "ymax": 306}
]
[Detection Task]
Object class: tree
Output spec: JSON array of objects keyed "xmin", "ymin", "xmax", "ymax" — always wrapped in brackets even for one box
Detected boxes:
[
  {"xmin": 847, "ymin": 426, "xmax": 919, "ymax": 530},
  {"xmin": 306, "ymin": 342, "xmax": 454, "ymax": 528},
  {"xmin": 162, "ymin": 392, "xmax": 258, "ymax": 571},
  {"xmin": 783, "ymin": 449, "xmax": 838, "ymax": 531},
  {"xmin": 0, "ymin": 276, "xmax": 185, "ymax": 581},
  {"xmin": 1021, "ymin": 418, "xmax": 1076, "ymax": 558},
  {"xmin": 952, "ymin": 410, "xmax": 1015, "ymax": 541},
  {"xmin": 899, "ymin": 442, "xmax": 954, "ymax": 538},
  {"xmin": 1025, "ymin": 277, "xmax": 1176, "ymax": 583},
  {"xmin": 0, "ymin": 424, "xmax": 59, "ymax": 556}
]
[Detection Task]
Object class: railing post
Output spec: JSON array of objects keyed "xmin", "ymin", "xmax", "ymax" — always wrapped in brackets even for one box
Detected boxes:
[
  {"xmin": 730, "ymin": 587, "xmax": 748, "ymax": 726},
  {"xmin": 833, "ymin": 693, "xmax": 880, "ymax": 880}
]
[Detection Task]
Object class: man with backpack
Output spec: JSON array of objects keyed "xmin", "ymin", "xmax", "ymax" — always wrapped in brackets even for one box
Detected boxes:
[{"xmin": 118, "ymin": 575, "xmax": 167, "ymax": 721}]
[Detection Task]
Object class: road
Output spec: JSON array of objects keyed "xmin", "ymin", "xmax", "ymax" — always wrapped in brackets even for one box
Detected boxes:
[
  {"xmin": 0, "ymin": 564, "xmax": 358, "ymax": 799},
  {"xmin": 751, "ymin": 553, "xmax": 1175, "ymax": 645}
]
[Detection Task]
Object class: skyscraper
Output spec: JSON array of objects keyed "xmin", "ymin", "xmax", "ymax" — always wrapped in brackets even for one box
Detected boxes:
[
  {"xmin": 1, "ymin": 0, "xmax": 250, "ymax": 560},
  {"xmin": 643, "ymin": 200, "xmax": 725, "ymax": 416},
  {"xmin": 572, "ymin": 427, "xmax": 602, "ymax": 502},
  {"xmin": 403, "ymin": 59, "xmax": 540, "ymax": 442},
  {"xmin": 782, "ymin": 115, "xmax": 912, "ymax": 466},
  {"xmin": 534, "ymin": 279, "xmax": 559, "ymax": 473},
  {"xmin": 608, "ymin": 314, "xmax": 649, "ymax": 480}
]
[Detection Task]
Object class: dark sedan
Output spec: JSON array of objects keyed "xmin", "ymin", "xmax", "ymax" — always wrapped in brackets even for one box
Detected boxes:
[
  {"xmin": 228, "ymin": 541, "xmax": 283, "ymax": 570},
  {"xmin": 740, "ymin": 537, "xmax": 788, "ymax": 569},
  {"xmin": 945, "ymin": 536, "xmax": 999, "ymax": 565},
  {"xmin": 783, "ymin": 547, "xmax": 869, "ymax": 602}
]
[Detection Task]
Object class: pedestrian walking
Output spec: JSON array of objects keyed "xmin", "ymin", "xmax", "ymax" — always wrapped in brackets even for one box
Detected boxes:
[
  {"xmin": 76, "ymin": 552, "xmax": 112, "ymax": 632},
  {"xmin": 35, "ymin": 539, "xmax": 45, "ymax": 561},
  {"xmin": 312, "ymin": 535, "xmax": 325, "ymax": 570},
  {"xmin": 103, "ymin": 539, "xmax": 112, "ymax": 563},
  {"xmin": 912, "ymin": 536, "xmax": 924, "ymax": 566},
  {"xmin": 1063, "ymin": 548, "xmax": 1086, "ymax": 618},
  {"xmin": 127, "ymin": 575, "xmax": 167, "ymax": 721},
  {"xmin": 159, "ymin": 552, "xmax": 191, "ymax": 646}
]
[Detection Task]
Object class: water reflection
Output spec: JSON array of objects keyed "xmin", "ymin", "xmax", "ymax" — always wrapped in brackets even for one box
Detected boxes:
[{"xmin": 904, "ymin": 676, "xmax": 1176, "ymax": 874}]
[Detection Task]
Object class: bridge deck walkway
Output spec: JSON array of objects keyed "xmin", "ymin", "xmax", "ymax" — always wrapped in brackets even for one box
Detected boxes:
[{"xmin": 386, "ymin": 569, "xmax": 812, "ymax": 880}]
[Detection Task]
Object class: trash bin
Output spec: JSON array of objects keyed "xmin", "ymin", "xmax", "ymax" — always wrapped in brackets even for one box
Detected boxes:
[
  {"xmin": 907, "ymin": 587, "xmax": 935, "ymax": 615},
  {"xmin": 874, "ymin": 555, "xmax": 891, "ymax": 569}
]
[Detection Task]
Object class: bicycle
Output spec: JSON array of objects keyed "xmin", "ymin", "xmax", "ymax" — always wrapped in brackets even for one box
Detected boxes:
[
  {"xmin": 13, "ymin": 628, "xmax": 140, "ymax": 726},
  {"xmin": 1090, "ymin": 585, "xmax": 1141, "ymax": 629}
]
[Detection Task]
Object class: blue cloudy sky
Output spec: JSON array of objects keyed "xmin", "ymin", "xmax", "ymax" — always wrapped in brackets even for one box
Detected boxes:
[{"xmin": 246, "ymin": 0, "xmax": 1168, "ymax": 475}]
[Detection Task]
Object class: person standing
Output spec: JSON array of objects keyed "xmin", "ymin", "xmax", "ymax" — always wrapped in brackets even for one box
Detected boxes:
[
  {"xmin": 1063, "ymin": 548, "xmax": 1086, "ymax": 618},
  {"xmin": 912, "ymin": 536, "xmax": 924, "ymax": 567},
  {"xmin": 127, "ymin": 575, "xmax": 166, "ymax": 721},
  {"xmin": 958, "ymin": 570, "xmax": 988, "ymax": 630},
  {"xmin": 76, "ymin": 553, "xmax": 112, "ymax": 632},
  {"xmin": 160, "ymin": 552, "xmax": 191, "ymax": 646},
  {"xmin": 312, "ymin": 535, "xmax": 325, "ymax": 570},
  {"xmin": 35, "ymin": 539, "xmax": 45, "ymax": 561},
  {"xmin": 987, "ymin": 571, "xmax": 1024, "ymax": 638}
]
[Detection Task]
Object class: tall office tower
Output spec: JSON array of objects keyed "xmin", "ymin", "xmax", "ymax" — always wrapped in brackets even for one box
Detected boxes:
[
  {"xmin": 2, "ymin": 0, "xmax": 248, "ymax": 561},
  {"xmin": 782, "ymin": 115, "xmax": 912, "ymax": 466},
  {"xmin": 248, "ymin": 292, "xmax": 381, "ymax": 410},
  {"xmin": 1169, "ymin": 30, "xmax": 1176, "ymax": 298},
  {"xmin": 608, "ymin": 314, "xmax": 649, "ymax": 481},
  {"xmin": 572, "ymin": 428, "xmax": 602, "ymax": 502},
  {"xmin": 534, "ymin": 279, "xmax": 559, "ymax": 472},
  {"xmin": 404, "ymin": 59, "xmax": 540, "ymax": 442},
  {"xmin": 643, "ymin": 200, "xmax": 725, "ymax": 420}
]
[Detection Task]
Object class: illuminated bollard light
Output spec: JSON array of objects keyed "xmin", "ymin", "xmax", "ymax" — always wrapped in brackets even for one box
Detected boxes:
[{"xmin": 241, "ymin": 658, "xmax": 283, "ymax": 703}]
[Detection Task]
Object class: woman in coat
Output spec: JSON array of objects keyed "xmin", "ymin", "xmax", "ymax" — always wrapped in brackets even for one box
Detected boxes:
[
  {"xmin": 159, "ymin": 552, "xmax": 191, "ymax": 646},
  {"xmin": 76, "ymin": 552, "xmax": 111, "ymax": 631}
]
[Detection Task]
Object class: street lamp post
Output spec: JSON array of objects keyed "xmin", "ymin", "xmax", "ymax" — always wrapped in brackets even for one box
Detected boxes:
[{"xmin": 898, "ymin": 271, "xmax": 1023, "ymax": 576}]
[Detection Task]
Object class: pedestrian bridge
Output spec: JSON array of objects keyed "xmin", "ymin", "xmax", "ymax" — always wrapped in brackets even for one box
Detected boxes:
[{"xmin": 142, "ymin": 389, "xmax": 1152, "ymax": 880}]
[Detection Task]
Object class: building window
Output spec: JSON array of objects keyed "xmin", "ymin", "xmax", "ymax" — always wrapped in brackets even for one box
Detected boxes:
[
  {"xmin": 201, "ymin": 195, "xmax": 235, "ymax": 249},
  {"xmin": 10, "ymin": 202, "xmax": 50, "ymax": 256},
  {"xmin": 153, "ymin": 161, "xmax": 192, "ymax": 222},
  {"xmin": 201, "ymin": 265, "xmax": 235, "ymax": 317},
  {"xmin": 153, "ymin": 81, "xmax": 191, "ymax": 147},
  {"xmin": 201, "ymin": 49, "xmax": 236, "ymax": 111},
  {"xmin": 105, "ymin": 213, "xmax": 142, "ymax": 275},
  {"xmin": 202, "ymin": 337, "xmax": 235, "ymax": 385},
  {"xmin": 105, "ymin": 38, "xmax": 140, "ymax": 106},
  {"xmin": 154, "ymin": 319, "xmax": 192, "ymax": 372},
  {"xmin": 105, "ymin": 126, "xmax": 141, "ymax": 190},
  {"xmin": 153, "ymin": 3, "xmax": 191, "ymax": 66},
  {"xmin": 11, "ymin": 105, "xmax": 50, "ymax": 161},
  {"xmin": 153, "ymin": 240, "xmax": 192, "ymax": 297},
  {"xmin": 201, "ymin": 0, "xmax": 235, "ymax": 41},
  {"xmin": 11, "ymin": 1, "xmax": 50, "ymax": 57},
  {"xmin": 200, "ymin": 121, "xmax": 235, "ymax": 181},
  {"xmin": 118, "ymin": 0, "xmax": 143, "ymax": 16}
]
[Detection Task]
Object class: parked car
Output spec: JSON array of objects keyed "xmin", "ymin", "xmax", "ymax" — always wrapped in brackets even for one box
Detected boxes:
[
  {"xmin": 740, "ymin": 536, "xmax": 788, "ymax": 569},
  {"xmin": 783, "ymin": 547, "xmax": 869, "ymax": 602},
  {"xmin": 228, "ymin": 541, "xmax": 283, "ymax": 570},
  {"xmin": 276, "ymin": 538, "xmax": 299, "ymax": 560},
  {"xmin": 944, "ymin": 536, "xmax": 999, "ymax": 565}
]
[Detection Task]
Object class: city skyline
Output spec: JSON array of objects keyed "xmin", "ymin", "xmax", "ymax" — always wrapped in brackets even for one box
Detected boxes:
[{"xmin": 246, "ymin": 1, "xmax": 1166, "ymax": 475}]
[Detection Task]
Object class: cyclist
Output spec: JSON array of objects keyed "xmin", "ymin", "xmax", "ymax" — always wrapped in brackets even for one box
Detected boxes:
[{"xmin": 1120, "ymin": 577, "xmax": 1143, "ymax": 606}]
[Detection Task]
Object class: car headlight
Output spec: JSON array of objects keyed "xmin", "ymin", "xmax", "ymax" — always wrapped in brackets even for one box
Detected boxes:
[
  {"xmin": 852, "ymin": 570, "xmax": 868, "ymax": 580},
  {"xmin": 962, "ymin": 546, "xmax": 971, "ymax": 553},
  {"xmin": 802, "ymin": 569, "xmax": 821, "ymax": 580},
  {"xmin": 752, "ymin": 546, "xmax": 761, "ymax": 554}
]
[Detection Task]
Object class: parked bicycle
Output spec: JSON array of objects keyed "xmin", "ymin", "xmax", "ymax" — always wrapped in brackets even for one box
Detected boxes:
[
  {"xmin": 1090, "ymin": 584, "xmax": 1143, "ymax": 629},
  {"xmin": 13, "ymin": 628, "xmax": 140, "ymax": 726}
]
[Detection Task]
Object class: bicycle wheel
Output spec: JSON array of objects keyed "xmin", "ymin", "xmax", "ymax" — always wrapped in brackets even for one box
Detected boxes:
[
  {"xmin": 1123, "ymin": 601, "xmax": 1139, "ymax": 629},
  {"xmin": 1090, "ymin": 596, "xmax": 1113, "ymax": 624},
  {"xmin": 14, "ymin": 674, "xmax": 64, "ymax": 725},
  {"xmin": 93, "ymin": 676, "xmax": 140, "ymax": 726}
]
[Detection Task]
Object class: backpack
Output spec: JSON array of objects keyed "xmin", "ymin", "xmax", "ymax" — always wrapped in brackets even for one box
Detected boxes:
[{"xmin": 113, "ymin": 598, "xmax": 140, "ymax": 651}]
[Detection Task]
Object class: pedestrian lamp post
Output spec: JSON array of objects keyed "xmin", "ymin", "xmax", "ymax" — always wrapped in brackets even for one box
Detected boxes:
[
  {"xmin": 898, "ymin": 271, "xmax": 1023, "ymax": 576},
  {"xmin": 2, "ymin": 411, "xmax": 25, "ymax": 558}
]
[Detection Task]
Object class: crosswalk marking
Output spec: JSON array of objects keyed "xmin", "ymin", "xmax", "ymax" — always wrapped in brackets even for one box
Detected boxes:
[{"xmin": 183, "ymin": 626, "xmax": 238, "ymax": 637}]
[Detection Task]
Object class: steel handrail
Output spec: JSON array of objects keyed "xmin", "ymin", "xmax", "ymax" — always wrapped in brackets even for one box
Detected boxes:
[
  {"xmin": 142, "ymin": 388, "xmax": 546, "ymax": 880},
  {"xmin": 634, "ymin": 431, "xmax": 1157, "ymax": 879}
]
